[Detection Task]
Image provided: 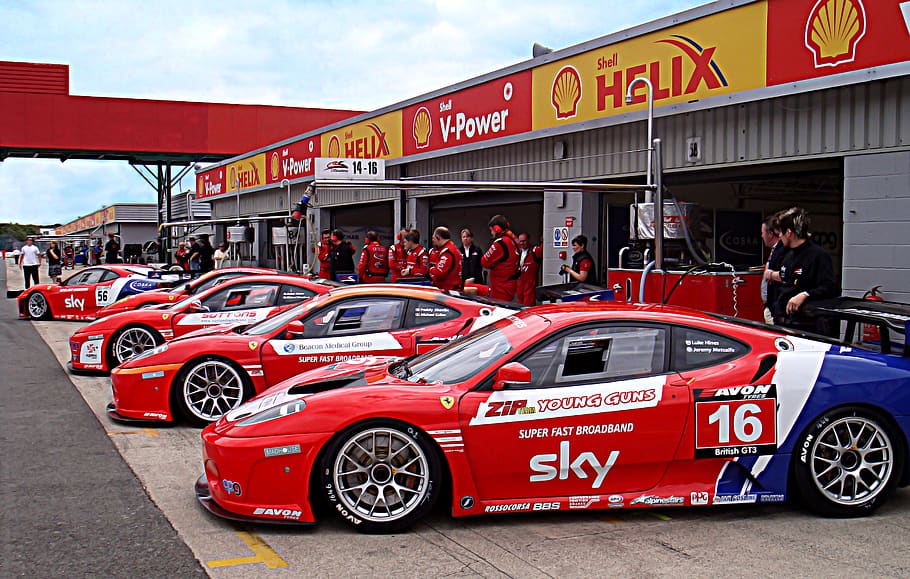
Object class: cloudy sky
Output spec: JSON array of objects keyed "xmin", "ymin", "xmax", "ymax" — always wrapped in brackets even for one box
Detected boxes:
[{"xmin": 0, "ymin": 0, "xmax": 709, "ymax": 225}]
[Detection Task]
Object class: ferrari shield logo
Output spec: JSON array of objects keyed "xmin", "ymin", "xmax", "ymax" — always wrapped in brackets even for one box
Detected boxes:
[
  {"xmin": 168, "ymin": 295, "xmax": 176, "ymax": 301},
  {"xmin": 440, "ymin": 396, "xmax": 455, "ymax": 410},
  {"xmin": 248, "ymin": 341, "xmax": 258, "ymax": 350},
  {"xmin": 161, "ymin": 314, "xmax": 170, "ymax": 320}
]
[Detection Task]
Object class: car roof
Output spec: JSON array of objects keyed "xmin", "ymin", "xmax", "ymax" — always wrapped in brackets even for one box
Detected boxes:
[{"xmin": 523, "ymin": 301, "xmax": 738, "ymax": 326}]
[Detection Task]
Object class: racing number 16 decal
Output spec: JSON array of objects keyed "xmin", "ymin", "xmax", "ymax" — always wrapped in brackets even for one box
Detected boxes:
[{"xmin": 694, "ymin": 384, "xmax": 777, "ymax": 459}]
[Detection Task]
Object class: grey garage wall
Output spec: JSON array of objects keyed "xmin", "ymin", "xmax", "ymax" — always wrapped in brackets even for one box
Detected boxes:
[{"xmin": 842, "ymin": 151, "xmax": 910, "ymax": 302}]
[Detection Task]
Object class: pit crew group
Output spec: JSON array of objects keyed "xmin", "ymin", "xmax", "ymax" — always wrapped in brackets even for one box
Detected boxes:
[{"xmin": 315, "ymin": 214, "xmax": 595, "ymax": 307}]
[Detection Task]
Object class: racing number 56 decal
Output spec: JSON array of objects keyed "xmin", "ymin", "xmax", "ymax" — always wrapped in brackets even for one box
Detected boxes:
[{"xmin": 694, "ymin": 385, "xmax": 777, "ymax": 459}]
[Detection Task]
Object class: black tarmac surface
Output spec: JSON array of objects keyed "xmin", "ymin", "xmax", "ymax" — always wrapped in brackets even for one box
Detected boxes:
[{"xmin": 0, "ymin": 264, "xmax": 205, "ymax": 577}]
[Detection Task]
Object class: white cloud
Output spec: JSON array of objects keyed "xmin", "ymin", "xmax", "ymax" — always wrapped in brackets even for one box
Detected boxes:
[{"xmin": 0, "ymin": 0, "xmax": 709, "ymax": 224}]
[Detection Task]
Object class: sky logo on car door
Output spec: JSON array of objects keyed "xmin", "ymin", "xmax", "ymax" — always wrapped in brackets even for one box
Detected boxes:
[{"xmin": 530, "ymin": 440, "xmax": 619, "ymax": 489}]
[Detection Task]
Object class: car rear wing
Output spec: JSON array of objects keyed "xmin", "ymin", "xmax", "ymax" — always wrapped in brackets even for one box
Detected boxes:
[
  {"xmin": 801, "ymin": 297, "xmax": 910, "ymax": 356},
  {"xmin": 535, "ymin": 282, "xmax": 615, "ymax": 304}
]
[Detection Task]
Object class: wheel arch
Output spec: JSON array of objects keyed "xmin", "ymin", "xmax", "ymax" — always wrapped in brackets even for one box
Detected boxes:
[
  {"xmin": 25, "ymin": 291, "xmax": 52, "ymax": 319},
  {"xmin": 306, "ymin": 416, "xmax": 454, "ymax": 522},
  {"xmin": 168, "ymin": 354, "xmax": 254, "ymax": 422},
  {"xmin": 788, "ymin": 402, "xmax": 909, "ymax": 494},
  {"xmin": 106, "ymin": 323, "xmax": 164, "ymax": 369}
]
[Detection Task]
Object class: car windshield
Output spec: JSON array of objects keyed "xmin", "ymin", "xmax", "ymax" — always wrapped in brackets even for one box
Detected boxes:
[
  {"xmin": 395, "ymin": 324, "xmax": 512, "ymax": 385},
  {"xmin": 240, "ymin": 299, "xmax": 318, "ymax": 336}
]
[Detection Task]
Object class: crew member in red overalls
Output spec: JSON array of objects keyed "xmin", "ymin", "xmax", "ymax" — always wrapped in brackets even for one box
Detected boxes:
[
  {"xmin": 317, "ymin": 229, "xmax": 332, "ymax": 279},
  {"xmin": 516, "ymin": 232, "xmax": 543, "ymax": 306},
  {"xmin": 428, "ymin": 227, "xmax": 463, "ymax": 291},
  {"xmin": 358, "ymin": 230, "xmax": 389, "ymax": 283},
  {"xmin": 481, "ymin": 214, "xmax": 519, "ymax": 301},
  {"xmin": 387, "ymin": 228, "xmax": 408, "ymax": 282},
  {"xmin": 401, "ymin": 230, "xmax": 428, "ymax": 279}
]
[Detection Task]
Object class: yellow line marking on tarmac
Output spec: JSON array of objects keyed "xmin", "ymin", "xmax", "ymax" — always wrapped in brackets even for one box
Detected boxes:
[
  {"xmin": 206, "ymin": 530, "xmax": 288, "ymax": 569},
  {"xmin": 107, "ymin": 428, "xmax": 160, "ymax": 438}
]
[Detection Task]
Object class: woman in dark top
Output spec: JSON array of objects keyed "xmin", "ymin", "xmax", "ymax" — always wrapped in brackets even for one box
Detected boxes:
[{"xmin": 47, "ymin": 241, "xmax": 62, "ymax": 282}]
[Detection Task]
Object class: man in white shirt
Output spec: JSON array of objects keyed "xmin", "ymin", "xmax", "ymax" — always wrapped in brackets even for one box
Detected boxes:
[{"xmin": 18, "ymin": 237, "xmax": 42, "ymax": 289}]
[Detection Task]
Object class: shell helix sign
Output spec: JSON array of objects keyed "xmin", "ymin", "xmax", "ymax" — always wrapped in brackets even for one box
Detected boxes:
[
  {"xmin": 320, "ymin": 110, "xmax": 402, "ymax": 160},
  {"xmin": 531, "ymin": 1, "xmax": 767, "ymax": 130},
  {"xmin": 226, "ymin": 154, "xmax": 266, "ymax": 193}
]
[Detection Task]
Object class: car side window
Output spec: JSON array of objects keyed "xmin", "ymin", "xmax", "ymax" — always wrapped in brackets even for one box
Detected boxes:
[
  {"xmin": 70, "ymin": 269, "xmax": 105, "ymax": 286},
  {"xmin": 517, "ymin": 324, "xmax": 668, "ymax": 388},
  {"xmin": 195, "ymin": 273, "xmax": 246, "ymax": 294},
  {"xmin": 277, "ymin": 284, "xmax": 316, "ymax": 306},
  {"xmin": 671, "ymin": 326, "xmax": 748, "ymax": 371},
  {"xmin": 303, "ymin": 299, "xmax": 405, "ymax": 337},
  {"xmin": 99, "ymin": 270, "xmax": 120, "ymax": 283},
  {"xmin": 63, "ymin": 271, "xmax": 92, "ymax": 286},
  {"xmin": 405, "ymin": 299, "xmax": 461, "ymax": 328},
  {"xmin": 201, "ymin": 283, "xmax": 278, "ymax": 312}
]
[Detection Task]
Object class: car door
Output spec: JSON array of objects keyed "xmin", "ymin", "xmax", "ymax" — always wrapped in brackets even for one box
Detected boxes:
[
  {"xmin": 170, "ymin": 282, "xmax": 285, "ymax": 337},
  {"xmin": 260, "ymin": 297, "xmax": 408, "ymax": 386},
  {"xmin": 459, "ymin": 322, "xmax": 690, "ymax": 500},
  {"xmin": 55, "ymin": 268, "xmax": 107, "ymax": 318}
]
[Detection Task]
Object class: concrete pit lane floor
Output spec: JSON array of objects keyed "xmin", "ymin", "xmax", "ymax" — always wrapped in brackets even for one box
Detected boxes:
[{"xmin": 2, "ymin": 258, "xmax": 910, "ymax": 577}]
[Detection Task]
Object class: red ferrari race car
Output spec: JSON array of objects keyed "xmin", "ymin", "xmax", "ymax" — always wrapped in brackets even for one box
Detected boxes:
[
  {"xmin": 193, "ymin": 302, "xmax": 910, "ymax": 533},
  {"xmin": 17, "ymin": 265, "xmax": 176, "ymax": 321},
  {"xmin": 69, "ymin": 275, "xmax": 334, "ymax": 372},
  {"xmin": 109, "ymin": 285, "xmax": 517, "ymax": 425},
  {"xmin": 95, "ymin": 267, "xmax": 276, "ymax": 318}
]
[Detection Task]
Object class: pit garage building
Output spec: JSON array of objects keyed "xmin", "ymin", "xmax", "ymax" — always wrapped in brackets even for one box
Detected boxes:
[{"xmin": 196, "ymin": 0, "xmax": 910, "ymax": 303}]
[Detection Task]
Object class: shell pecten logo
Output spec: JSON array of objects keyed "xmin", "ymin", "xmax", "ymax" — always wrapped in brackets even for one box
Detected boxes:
[
  {"xmin": 805, "ymin": 0, "xmax": 866, "ymax": 68},
  {"xmin": 270, "ymin": 152, "xmax": 280, "ymax": 181},
  {"xmin": 412, "ymin": 107, "xmax": 432, "ymax": 149},
  {"xmin": 551, "ymin": 66, "xmax": 582, "ymax": 119}
]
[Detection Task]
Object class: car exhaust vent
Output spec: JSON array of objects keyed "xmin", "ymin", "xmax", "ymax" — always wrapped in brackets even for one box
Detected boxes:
[
  {"xmin": 289, "ymin": 372, "xmax": 366, "ymax": 395},
  {"xmin": 750, "ymin": 355, "xmax": 777, "ymax": 384}
]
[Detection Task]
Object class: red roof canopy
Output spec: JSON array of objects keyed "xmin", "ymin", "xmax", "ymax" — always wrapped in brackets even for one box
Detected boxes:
[{"xmin": 0, "ymin": 61, "xmax": 360, "ymax": 164}]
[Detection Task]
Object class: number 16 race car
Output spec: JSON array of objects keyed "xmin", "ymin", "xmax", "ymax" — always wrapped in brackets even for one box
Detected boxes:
[{"xmin": 194, "ymin": 302, "xmax": 910, "ymax": 533}]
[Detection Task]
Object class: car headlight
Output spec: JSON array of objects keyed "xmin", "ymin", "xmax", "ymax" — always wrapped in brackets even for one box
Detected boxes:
[
  {"xmin": 131, "ymin": 343, "xmax": 168, "ymax": 362},
  {"xmin": 236, "ymin": 399, "xmax": 306, "ymax": 426}
]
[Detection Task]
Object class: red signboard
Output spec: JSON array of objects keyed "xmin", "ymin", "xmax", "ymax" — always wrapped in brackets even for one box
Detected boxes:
[
  {"xmin": 767, "ymin": 0, "xmax": 910, "ymax": 85},
  {"xmin": 401, "ymin": 71, "xmax": 532, "ymax": 156},
  {"xmin": 265, "ymin": 137, "xmax": 319, "ymax": 184},
  {"xmin": 197, "ymin": 167, "xmax": 226, "ymax": 200}
]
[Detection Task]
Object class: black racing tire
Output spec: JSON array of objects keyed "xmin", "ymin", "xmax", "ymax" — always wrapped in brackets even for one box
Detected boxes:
[
  {"xmin": 793, "ymin": 407, "xmax": 904, "ymax": 518},
  {"xmin": 320, "ymin": 419, "xmax": 442, "ymax": 533},
  {"xmin": 108, "ymin": 325, "xmax": 163, "ymax": 368},
  {"xmin": 26, "ymin": 292, "xmax": 51, "ymax": 320},
  {"xmin": 171, "ymin": 356, "xmax": 252, "ymax": 427}
]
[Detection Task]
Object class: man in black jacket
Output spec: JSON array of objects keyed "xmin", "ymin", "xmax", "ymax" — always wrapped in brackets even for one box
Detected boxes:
[
  {"xmin": 329, "ymin": 229, "xmax": 356, "ymax": 281},
  {"xmin": 772, "ymin": 207, "xmax": 838, "ymax": 330}
]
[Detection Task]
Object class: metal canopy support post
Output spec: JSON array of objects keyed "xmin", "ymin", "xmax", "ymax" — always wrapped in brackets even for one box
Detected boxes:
[{"xmin": 653, "ymin": 138, "xmax": 663, "ymax": 273}]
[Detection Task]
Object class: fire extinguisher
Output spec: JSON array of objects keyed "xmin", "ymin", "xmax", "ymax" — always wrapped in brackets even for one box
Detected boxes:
[{"xmin": 862, "ymin": 285, "xmax": 883, "ymax": 343}]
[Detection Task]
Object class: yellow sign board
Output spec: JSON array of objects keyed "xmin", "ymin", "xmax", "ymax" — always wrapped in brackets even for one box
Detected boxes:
[
  {"xmin": 226, "ymin": 153, "xmax": 266, "ymax": 193},
  {"xmin": 532, "ymin": 2, "xmax": 767, "ymax": 130},
  {"xmin": 320, "ymin": 110, "xmax": 402, "ymax": 160}
]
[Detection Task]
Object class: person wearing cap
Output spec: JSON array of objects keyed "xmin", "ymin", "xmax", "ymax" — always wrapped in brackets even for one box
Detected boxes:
[
  {"xmin": 104, "ymin": 233, "xmax": 121, "ymax": 264},
  {"xmin": 481, "ymin": 214, "xmax": 519, "ymax": 301},
  {"xmin": 18, "ymin": 237, "xmax": 41, "ymax": 289}
]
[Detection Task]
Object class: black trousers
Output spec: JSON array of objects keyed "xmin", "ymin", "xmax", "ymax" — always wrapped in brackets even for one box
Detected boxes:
[{"xmin": 23, "ymin": 265, "xmax": 39, "ymax": 288}]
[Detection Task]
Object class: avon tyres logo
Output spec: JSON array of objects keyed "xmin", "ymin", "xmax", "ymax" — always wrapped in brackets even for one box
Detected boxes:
[
  {"xmin": 805, "ymin": 0, "xmax": 866, "ymax": 68},
  {"xmin": 596, "ymin": 35, "xmax": 728, "ymax": 111}
]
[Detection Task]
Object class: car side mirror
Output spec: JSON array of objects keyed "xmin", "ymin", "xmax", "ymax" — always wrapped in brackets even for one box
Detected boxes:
[
  {"xmin": 285, "ymin": 320, "xmax": 305, "ymax": 339},
  {"xmin": 186, "ymin": 299, "xmax": 209, "ymax": 313},
  {"xmin": 493, "ymin": 362, "xmax": 531, "ymax": 391}
]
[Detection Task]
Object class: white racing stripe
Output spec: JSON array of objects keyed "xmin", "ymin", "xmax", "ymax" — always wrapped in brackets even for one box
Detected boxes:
[{"xmin": 270, "ymin": 332, "xmax": 402, "ymax": 355}]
